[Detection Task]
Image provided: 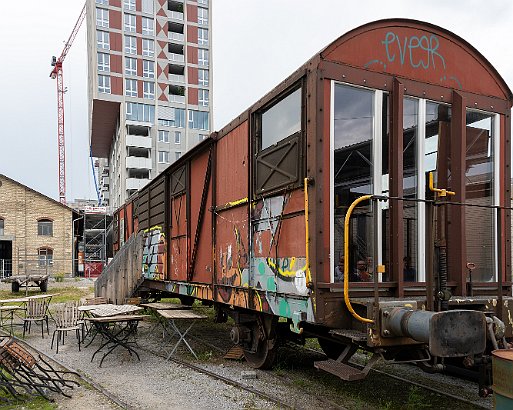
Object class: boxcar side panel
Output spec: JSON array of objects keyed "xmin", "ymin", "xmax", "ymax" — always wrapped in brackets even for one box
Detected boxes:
[
  {"xmin": 169, "ymin": 194, "xmax": 187, "ymax": 281},
  {"xmin": 189, "ymin": 149, "xmax": 213, "ymax": 284}
]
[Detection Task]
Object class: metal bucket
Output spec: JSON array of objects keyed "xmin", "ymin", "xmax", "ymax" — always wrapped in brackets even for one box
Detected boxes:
[{"xmin": 493, "ymin": 349, "xmax": 513, "ymax": 409}]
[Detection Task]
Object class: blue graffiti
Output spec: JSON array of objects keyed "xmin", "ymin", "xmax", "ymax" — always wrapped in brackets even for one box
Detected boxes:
[{"xmin": 381, "ymin": 31, "xmax": 446, "ymax": 71}]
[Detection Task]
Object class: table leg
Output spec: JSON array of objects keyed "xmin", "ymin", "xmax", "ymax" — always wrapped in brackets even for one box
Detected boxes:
[{"xmin": 165, "ymin": 321, "xmax": 197, "ymax": 360}]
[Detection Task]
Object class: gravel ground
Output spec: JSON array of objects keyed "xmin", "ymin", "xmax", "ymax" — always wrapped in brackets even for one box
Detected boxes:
[{"xmin": 2, "ymin": 278, "xmax": 492, "ymax": 409}]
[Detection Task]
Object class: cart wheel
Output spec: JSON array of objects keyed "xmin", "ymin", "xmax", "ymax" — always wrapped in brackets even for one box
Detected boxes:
[
  {"xmin": 11, "ymin": 282, "xmax": 20, "ymax": 293},
  {"xmin": 243, "ymin": 315, "xmax": 278, "ymax": 369},
  {"xmin": 40, "ymin": 280, "xmax": 48, "ymax": 292}
]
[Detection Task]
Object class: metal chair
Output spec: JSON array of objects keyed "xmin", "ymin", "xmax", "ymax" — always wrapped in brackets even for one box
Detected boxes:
[
  {"xmin": 51, "ymin": 302, "xmax": 82, "ymax": 354},
  {"xmin": 22, "ymin": 296, "xmax": 51, "ymax": 339}
]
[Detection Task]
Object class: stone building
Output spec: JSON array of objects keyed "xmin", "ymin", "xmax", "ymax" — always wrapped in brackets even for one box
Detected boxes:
[{"xmin": 0, "ymin": 174, "xmax": 76, "ymax": 277}]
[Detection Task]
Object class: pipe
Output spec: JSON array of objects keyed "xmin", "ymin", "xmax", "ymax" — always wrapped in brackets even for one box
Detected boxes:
[{"xmin": 344, "ymin": 195, "xmax": 374, "ymax": 324}]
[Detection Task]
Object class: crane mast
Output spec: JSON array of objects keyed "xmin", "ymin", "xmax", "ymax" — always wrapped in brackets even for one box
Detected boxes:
[{"xmin": 50, "ymin": 3, "xmax": 86, "ymax": 204}]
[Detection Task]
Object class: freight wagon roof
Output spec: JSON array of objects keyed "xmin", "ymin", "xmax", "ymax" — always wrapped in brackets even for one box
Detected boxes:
[{"xmin": 217, "ymin": 18, "xmax": 512, "ymax": 139}]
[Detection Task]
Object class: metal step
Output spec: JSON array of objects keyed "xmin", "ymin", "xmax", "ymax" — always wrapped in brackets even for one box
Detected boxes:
[
  {"xmin": 330, "ymin": 329, "xmax": 368, "ymax": 343},
  {"xmin": 314, "ymin": 359, "xmax": 367, "ymax": 381},
  {"xmin": 223, "ymin": 345, "xmax": 245, "ymax": 361}
]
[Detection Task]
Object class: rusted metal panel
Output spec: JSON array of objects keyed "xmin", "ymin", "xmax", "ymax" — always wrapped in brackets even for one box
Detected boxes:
[
  {"xmin": 189, "ymin": 148, "xmax": 213, "ymax": 284},
  {"xmin": 137, "ymin": 188, "xmax": 150, "ymax": 231},
  {"xmin": 170, "ymin": 194, "xmax": 187, "ymax": 282},
  {"xmin": 215, "ymin": 205, "xmax": 249, "ymax": 293},
  {"xmin": 216, "ymin": 121, "xmax": 249, "ymax": 205},
  {"xmin": 170, "ymin": 165, "xmax": 186, "ymax": 197},
  {"xmin": 148, "ymin": 178, "xmax": 165, "ymax": 228},
  {"xmin": 448, "ymin": 91, "xmax": 466, "ymax": 295},
  {"xmin": 321, "ymin": 20, "xmax": 511, "ymax": 100}
]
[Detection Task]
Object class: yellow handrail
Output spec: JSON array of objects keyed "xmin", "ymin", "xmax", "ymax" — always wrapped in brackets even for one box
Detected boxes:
[
  {"xmin": 428, "ymin": 172, "xmax": 455, "ymax": 197},
  {"xmin": 344, "ymin": 195, "xmax": 374, "ymax": 324},
  {"xmin": 304, "ymin": 177, "xmax": 312, "ymax": 286}
]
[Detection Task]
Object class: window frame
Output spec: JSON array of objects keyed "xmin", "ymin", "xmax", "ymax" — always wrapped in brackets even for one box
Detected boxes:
[
  {"xmin": 198, "ymin": 28, "xmax": 208, "ymax": 46},
  {"xmin": 143, "ymin": 81, "xmax": 155, "ymax": 99},
  {"xmin": 0, "ymin": 218, "xmax": 4, "ymax": 236},
  {"xmin": 198, "ymin": 89, "xmax": 209, "ymax": 107},
  {"xmin": 38, "ymin": 247, "xmax": 53, "ymax": 267},
  {"xmin": 198, "ymin": 69, "xmax": 208, "ymax": 86},
  {"xmin": 174, "ymin": 131, "xmax": 181, "ymax": 144},
  {"xmin": 158, "ymin": 130, "xmax": 169, "ymax": 143},
  {"xmin": 158, "ymin": 151, "xmax": 170, "ymax": 163},
  {"xmin": 124, "ymin": 13, "xmax": 136, "ymax": 32},
  {"xmin": 143, "ymin": 60, "xmax": 155, "ymax": 78},
  {"xmin": 124, "ymin": 0, "xmax": 135, "ymax": 11},
  {"xmin": 198, "ymin": 49, "xmax": 208, "ymax": 66},
  {"xmin": 37, "ymin": 219, "xmax": 53, "ymax": 236},
  {"xmin": 142, "ymin": 38, "xmax": 154, "ymax": 57},
  {"xmin": 96, "ymin": 7, "xmax": 109, "ymax": 28},
  {"xmin": 97, "ymin": 31, "xmax": 110, "ymax": 50},
  {"xmin": 125, "ymin": 56, "xmax": 137, "ymax": 76},
  {"xmin": 198, "ymin": 7, "xmax": 208, "ymax": 25},
  {"xmin": 98, "ymin": 74, "xmax": 111, "ymax": 93},
  {"xmin": 253, "ymin": 81, "xmax": 305, "ymax": 196},
  {"xmin": 125, "ymin": 35, "xmax": 137, "ymax": 55},
  {"xmin": 125, "ymin": 78, "xmax": 138, "ymax": 97},
  {"xmin": 97, "ymin": 52, "xmax": 110, "ymax": 72},
  {"xmin": 142, "ymin": 17, "xmax": 154, "ymax": 35}
]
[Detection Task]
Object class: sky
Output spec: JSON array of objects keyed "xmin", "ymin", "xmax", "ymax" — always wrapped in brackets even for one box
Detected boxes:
[{"xmin": 0, "ymin": 0, "xmax": 512, "ymax": 202}]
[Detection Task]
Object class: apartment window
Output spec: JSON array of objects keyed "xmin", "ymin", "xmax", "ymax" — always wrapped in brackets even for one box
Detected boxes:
[
  {"xmin": 158, "ymin": 130, "xmax": 169, "ymax": 143},
  {"xmin": 143, "ymin": 81, "xmax": 155, "ymax": 99},
  {"xmin": 198, "ymin": 7, "xmax": 208, "ymax": 25},
  {"xmin": 198, "ymin": 28, "xmax": 208, "ymax": 46},
  {"xmin": 124, "ymin": 14, "xmax": 136, "ymax": 32},
  {"xmin": 125, "ymin": 57, "xmax": 137, "ymax": 76},
  {"xmin": 197, "ymin": 0, "xmax": 208, "ymax": 5},
  {"xmin": 37, "ymin": 219, "xmax": 53, "ymax": 236},
  {"xmin": 0, "ymin": 218, "xmax": 4, "ymax": 236},
  {"xmin": 188, "ymin": 110, "xmax": 209, "ymax": 130},
  {"xmin": 198, "ymin": 89, "xmax": 209, "ymax": 107},
  {"xmin": 158, "ymin": 151, "xmax": 170, "ymax": 163},
  {"xmin": 98, "ymin": 75, "xmax": 111, "ymax": 93},
  {"xmin": 198, "ymin": 49, "xmax": 208, "ymax": 66},
  {"xmin": 96, "ymin": 8, "xmax": 109, "ymax": 28},
  {"xmin": 38, "ymin": 248, "xmax": 53, "ymax": 267},
  {"xmin": 142, "ymin": 39, "xmax": 154, "ymax": 57},
  {"xmin": 126, "ymin": 102, "xmax": 155, "ymax": 123},
  {"xmin": 97, "ymin": 52, "xmax": 110, "ymax": 72},
  {"xmin": 142, "ymin": 17, "xmax": 154, "ymax": 35},
  {"xmin": 124, "ymin": 0, "xmax": 135, "ymax": 11},
  {"xmin": 158, "ymin": 108, "xmax": 185, "ymax": 128},
  {"xmin": 175, "ymin": 151, "xmax": 182, "ymax": 161},
  {"xmin": 174, "ymin": 131, "xmax": 181, "ymax": 144},
  {"xmin": 96, "ymin": 0, "xmax": 108, "ymax": 5},
  {"xmin": 97, "ymin": 31, "xmax": 109, "ymax": 49},
  {"xmin": 198, "ymin": 69, "xmax": 208, "ymax": 86},
  {"xmin": 199, "ymin": 134, "xmax": 208, "ymax": 141},
  {"xmin": 125, "ymin": 35, "xmax": 137, "ymax": 54},
  {"xmin": 143, "ymin": 60, "xmax": 155, "ymax": 78},
  {"xmin": 125, "ymin": 79, "xmax": 137, "ymax": 97}
]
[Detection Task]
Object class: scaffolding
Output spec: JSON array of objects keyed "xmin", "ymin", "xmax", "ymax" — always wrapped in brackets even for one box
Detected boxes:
[{"xmin": 80, "ymin": 208, "xmax": 111, "ymax": 278}]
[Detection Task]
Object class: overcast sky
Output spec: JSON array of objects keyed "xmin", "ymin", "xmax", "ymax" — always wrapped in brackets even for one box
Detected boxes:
[{"xmin": 0, "ymin": 0, "xmax": 511, "ymax": 202}]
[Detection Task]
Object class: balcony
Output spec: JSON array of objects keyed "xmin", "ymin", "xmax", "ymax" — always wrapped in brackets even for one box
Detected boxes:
[
  {"xmin": 169, "ymin": 53, "xmax": 185, "ymax": 63},
  {"xmin": 126, "ymin": 156, "xmax": 152, "ymax": 169},
  {"xmin": 126, "ymin": 135, "xmax": 152, "ymax": 149},
  {"xmin": 169, "ymin": 95, "xmax": 185, "ymax": 104},
  {"xmin": 169, "ymin": 11, "xmax": 183, "ymax": 20},
  {"xmin": 168, "ymin": 32, "xmax": 184, "ymax": 42},
  {"xmin": 101, "ymin": 191, "xmax": 110, "ymax": 201},
  {"xmin": 126, "ymin": 178, "xmax": 150, "ymax": 190},
  {"xmin": 169, "ymin": 74, "xmax": 185, "ymax": 84}
]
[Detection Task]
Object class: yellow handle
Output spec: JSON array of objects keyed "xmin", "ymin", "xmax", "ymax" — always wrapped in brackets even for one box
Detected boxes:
[
  {"xmin": 344, "ymin": 195, "xmax": 374, "ymax": 324},
  {"xmin": 428, "ymin": 172, "xmax": 455, "ymax": 197}
]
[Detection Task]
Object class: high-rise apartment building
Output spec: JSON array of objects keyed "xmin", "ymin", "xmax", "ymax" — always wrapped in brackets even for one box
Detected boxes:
[{"xmin": 86, "ymin": 0, "xmax": 212, "ymax": 209}]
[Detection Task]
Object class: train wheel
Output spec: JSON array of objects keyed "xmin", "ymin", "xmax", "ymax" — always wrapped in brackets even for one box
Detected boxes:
[
  {"xmin": 318, "ymin": 337, "xmax": 346, "ymax": 360},
  {"xmin": 243, "ymin": 315, "xmax": 278, "ymax": 369}
]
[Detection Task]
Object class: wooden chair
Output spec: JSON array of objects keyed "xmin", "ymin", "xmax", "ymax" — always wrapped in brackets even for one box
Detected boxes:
[
  {"xmin": 51, "ymin": 302, "xmax": 81, "ymax": 354},
  {"xmin": 22, "ymin": 296, "xmax": 51, "ymax": 338},
  {"xmin": 84, "ymin": 297, "xmax": 108, "ymax": 306}
]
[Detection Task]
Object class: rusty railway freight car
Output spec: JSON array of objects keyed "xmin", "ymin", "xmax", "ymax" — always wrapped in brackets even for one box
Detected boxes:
[{"xmin": 113, "ymin": 19, "xmax": 513, "ymax": 392}]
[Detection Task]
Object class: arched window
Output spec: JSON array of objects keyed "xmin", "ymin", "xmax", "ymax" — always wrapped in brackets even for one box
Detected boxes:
[
  {"xmin": 0, "ymin": 218, "xmax": 4, "ymax": 236},
  {"xmin": 37, "ymin": 219, "xmax": 53, "ymax": 236},
  {"xmin": 38, "ymin": 248, "xmax": 53, "ymax": 267}
]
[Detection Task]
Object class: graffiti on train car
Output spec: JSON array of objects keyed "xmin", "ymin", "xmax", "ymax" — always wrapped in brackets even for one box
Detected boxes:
[
  {"xmin": 142, "ymin": 225, "xmax": 166, "ymax": 280},
  {"xmin": 165, "ymin": 281, "xmax": 213, "ymax": 300},
  {"xmin": 364, "ymin": 30, "xmax": 462, "ymax": 89}
]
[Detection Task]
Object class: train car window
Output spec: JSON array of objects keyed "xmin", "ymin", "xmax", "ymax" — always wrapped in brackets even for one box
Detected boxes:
[
  {"xmin": 333, "ymin": 84, "xmax": 375, "ymax": 279},
  {"xmin": 465, "ymin": 111, "xmax": 495, "ymax": 282},
  {"xmin": 261, "ymin": 88, "xmax": 301, "ymax": 150},
  {"xmin": 255, "ymin": 85, "xmax": 303, "ymax": 194}
]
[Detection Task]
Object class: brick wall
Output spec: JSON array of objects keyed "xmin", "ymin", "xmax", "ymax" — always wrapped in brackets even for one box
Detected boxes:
[{"xmin": 0, "ymin": 176, "xmax": 73, "ymax": 275}]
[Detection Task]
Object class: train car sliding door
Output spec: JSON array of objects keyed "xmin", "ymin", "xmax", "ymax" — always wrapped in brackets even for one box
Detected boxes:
[{"xmin": 169, "ymin": 166, "xmax": 187, "ymax": 282}]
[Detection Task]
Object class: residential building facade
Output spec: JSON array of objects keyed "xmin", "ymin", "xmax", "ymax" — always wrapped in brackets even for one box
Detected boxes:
[
  {"xmin": 86, "ymin": 0, "xmax": 212, "ymax": 210},
  {"xmin": 0, "ymin": 175, "xmax": 74, "ymax": 277}
]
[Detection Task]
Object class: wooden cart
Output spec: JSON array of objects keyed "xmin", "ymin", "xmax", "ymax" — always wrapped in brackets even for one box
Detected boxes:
[{"xmin": 1, "ymin": 274, "xmax": 49, "ymax": 293}]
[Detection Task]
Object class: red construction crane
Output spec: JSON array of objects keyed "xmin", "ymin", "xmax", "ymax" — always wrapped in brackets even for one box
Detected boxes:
[{"xmin": 50, "ymin": 3, "xmax": 87, "ymax": 204}]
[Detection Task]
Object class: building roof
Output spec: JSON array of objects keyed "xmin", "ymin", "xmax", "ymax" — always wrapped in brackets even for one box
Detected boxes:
[{"xmin": 0, "ymin": 174, "xmax": 76, "ymax": 214}]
